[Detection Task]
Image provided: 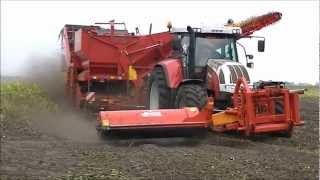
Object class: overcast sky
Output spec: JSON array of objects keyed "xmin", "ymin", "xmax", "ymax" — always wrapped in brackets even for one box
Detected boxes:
[{"xmin": 1, "ymin": 1, "xmax": 319, "ymax": 84}]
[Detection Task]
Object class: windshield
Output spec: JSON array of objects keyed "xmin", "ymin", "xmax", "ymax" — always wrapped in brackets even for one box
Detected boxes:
[{"xmin": 195, "ymin": 37, "xmax": 238, "ymax": 66}]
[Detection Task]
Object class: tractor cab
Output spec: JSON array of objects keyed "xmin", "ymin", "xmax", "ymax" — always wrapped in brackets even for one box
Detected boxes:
[
  {"xmin": 171, "ymin": 26, "xmax": 241, "ymax": 65},
  {"xmin": 168, "ymin": 26, "xmax": 264, "ymax": 110},
  {"xmin": 170, "ymin": 26, "xmax": 252, "ymax": 93}
]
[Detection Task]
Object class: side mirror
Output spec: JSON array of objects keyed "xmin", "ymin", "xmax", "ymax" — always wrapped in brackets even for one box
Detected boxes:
[
  {"xmin": 246, "ymin": 54, "xmax": 254, "ymax": 60},
  {"xmin": 258, "ymin": 40, "xmax": 265, "ymax": 52},
  {"xmin": 247, "ymin": 62, "xmax": 254, "ymax": 68}
]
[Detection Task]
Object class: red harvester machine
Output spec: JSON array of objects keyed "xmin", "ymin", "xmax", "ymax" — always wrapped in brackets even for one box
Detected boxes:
[{"xmin": 61, "ymin": 12, "xmax": 304, "ymax": 137}]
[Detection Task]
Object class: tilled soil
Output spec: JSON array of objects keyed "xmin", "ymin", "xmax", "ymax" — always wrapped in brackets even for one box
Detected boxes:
[{"xmin": 1, "ymin": 97, "xmax": 318, "ymax": 180}]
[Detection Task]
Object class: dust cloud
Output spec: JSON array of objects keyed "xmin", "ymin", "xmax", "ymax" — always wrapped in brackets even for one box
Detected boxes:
[
  {"xmin": 10, "ymin": 50, "xmax": 203, "ymax": 144},
  {"xmin": 21, "ymin": 50, "xmax": 100, "ymax": 143}
]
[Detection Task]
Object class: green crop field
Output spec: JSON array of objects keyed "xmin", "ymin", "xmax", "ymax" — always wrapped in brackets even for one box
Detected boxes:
[
  {"xmin": 302, "ymin": 85, "xmax": 319, "ymax": 99},
  {"xmin": 0, "ymin": 81, "xmax": 57, "ymax": 121}
]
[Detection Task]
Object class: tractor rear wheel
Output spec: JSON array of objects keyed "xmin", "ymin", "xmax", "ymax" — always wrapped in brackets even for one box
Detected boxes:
[
  {"xmin": 175, "ymin": 84, "xmax": 208, "ymax": 110},
  {"xmin": 147, "ymin": 67, "xmax": 172, "ymax": 109}
]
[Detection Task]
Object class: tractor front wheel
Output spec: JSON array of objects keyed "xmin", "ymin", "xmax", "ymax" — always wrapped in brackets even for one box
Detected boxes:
[
  {"xmin": 175, "ymin": 84, "xmax": 208, "ymax": 110},
  {"xmin": 147, "ymin": 67, "xmax": 172, "ymax": 109}
]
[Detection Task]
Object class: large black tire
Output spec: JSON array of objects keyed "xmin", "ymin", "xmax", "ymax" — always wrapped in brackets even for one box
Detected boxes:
[
  {"xmin": 175, "ymin": 84, "xmax": 208, "ymax": 110},
  {"xmin": 147, "ymin": 67, "xmax": 172, "ymax": 109}
]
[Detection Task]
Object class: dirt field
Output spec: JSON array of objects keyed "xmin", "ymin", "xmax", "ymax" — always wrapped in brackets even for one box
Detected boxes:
[{"xmin": 1, "ymin": 88, "xmax": 319, "ymax": 180}]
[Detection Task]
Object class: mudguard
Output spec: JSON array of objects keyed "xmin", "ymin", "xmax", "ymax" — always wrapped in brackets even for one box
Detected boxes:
[{"xmin": 157, "ymin": 59, "xmax": 183, "ymax": 89}]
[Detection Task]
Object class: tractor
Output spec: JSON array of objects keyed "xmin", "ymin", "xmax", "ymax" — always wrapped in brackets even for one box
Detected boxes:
[
  {"xmin": 147, "ymin": 12, "xmax": 285, "ymax": 112},
  {"xmin": 147, "ymin": 25, "xmax": 255, "ymax": 112}
]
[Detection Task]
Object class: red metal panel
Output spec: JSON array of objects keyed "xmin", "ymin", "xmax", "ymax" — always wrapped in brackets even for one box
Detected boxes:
[
  {"xmin": 99, "ymin": 107, "xmax": 210, "ymax": 130},
  {"xmin": 62, "ymin": 27, "xmax": 71, "ymax": 64},
  {"xmin": 206, "ymin": 68, "xmax": 220, "ymax": 96},
  {"xmin": 74, "ymin": 28, "xmax": 173, "ymax": 82},
  {"xmin": 158, "ymin": 59, "xmax": 183, "ymax": 88},
  {"xmin": 98, "ymin": 99, "xmax": 213, "ymax": 130},
  {"xmin": 225, "ymin": 77, "xmax": 304, "ymax": 135},
  {"xmin": 289, "ymin": 93, "xmax": 304, "ymax": 126},
  {"xmin": 254, "ymin": 123, "xmax": 289, "ymax": 133}
]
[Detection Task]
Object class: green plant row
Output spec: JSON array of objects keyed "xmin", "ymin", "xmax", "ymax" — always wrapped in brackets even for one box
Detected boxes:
[{"xmin": 1, "ymin": 81, "xmax": 57, "ymax": 120}]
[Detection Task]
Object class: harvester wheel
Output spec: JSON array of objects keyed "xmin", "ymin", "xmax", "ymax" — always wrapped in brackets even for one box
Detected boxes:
[
  {"xmin": 175, "ymin": 84, "xmax": 208, "ymax": 110},
  {"xmin": 147, "ymin": 67, "xmax": 172, "ymax": 109}
]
